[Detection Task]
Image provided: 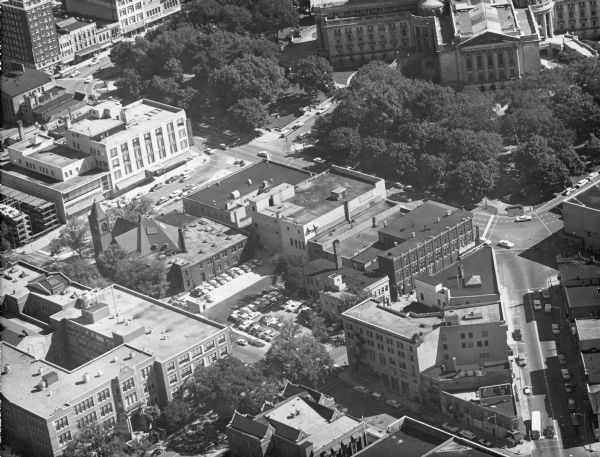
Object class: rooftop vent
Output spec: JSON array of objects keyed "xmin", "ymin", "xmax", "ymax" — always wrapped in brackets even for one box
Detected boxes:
[
  {"xmin": 83, "ymin": 373, "xmax": 91, "ymax": 383},
  {"xmin": 247, "ymin": 179, "xmax": 252, "ymax": 185},
  {"xmin": 231, "ymin": 190, "xmax": 240, "ymax": 199},
  {"xmin": 3, "ymin": 364, "xmax": 11, "ymax": 374},
  {"xmin": 445, "ymin": 209, "xmax": 452, "ymax": 216},
  {"xmin": 96, "ymin": 371, "xmax": 103, "ymax": 377}
]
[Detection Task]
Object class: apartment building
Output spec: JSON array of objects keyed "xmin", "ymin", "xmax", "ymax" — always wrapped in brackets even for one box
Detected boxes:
[
  {"xmin": 250, "ymin": 166, "xmax": 387, "ymax": 263},
  {"xmin": 0, "ymin": 184, "xmax": 61, "ymax": 235},
  {"xmin": 563, "ymin": 184, "xmax": 600, "ymax": 255},
  {"xmin": 1, "ymin": 0, "xmax": 61, "ymax": 71},
  {"xmin": 55, "ymin": 17, "xmax": 120, "ymax": 63},
  {"xmin": 1, "ymin": 261, "xmax": 230, "ymax": 457},
  {"xmin": 376, "ymin": 202, "xmax": 474, "ymax": 300},
  {"xmin": 1, "ymin": 65, "xmax": 55, "ymax": 126},
  {"xmin": 183, "ymin": 160, "xmax": 310, "ymax": 229},
  {"xmin": 227, "ymin": 382, "xmax": 368, "ymax": 457},
  {"xmin": 0, "ymin": 203, "xmax": 33, "ymax": 247},
  {"xmin": 65, "ymin": 0, "xmax": 181, "ymax": 36}
]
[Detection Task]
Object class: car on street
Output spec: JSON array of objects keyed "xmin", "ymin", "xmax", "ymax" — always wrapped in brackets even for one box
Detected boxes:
[
  {"xmin": 292, "ymin": 122, "xmax": 304, "ymax": 129},
  {"xmin": 71, "ymin": 70, "xmax": 80, "ymax": 77},
  {"xmin": 563, "ymin": 187, "xmax": 574, "ymax": 196},
  {"xmin": 568, "ymin": 398, "xmax": 576, "ymax": 410},
  {"xmin": 587, "ymin": 171, "xmax": 599, "ymax": 179},
  {"xmin": 236, "ymin": 338, "xmax": 248, "ymax": 346},
  {"xmin": 552, "ymin": 323, "xmax": 560, "ymax": 335},
  {"xmin": 565, "ymin": 382, "xmax": 573, "ymax": 393},
  {"xmin": 514, "ymin": 215, "xmax": 532, "ymax": 222},
  {"xmin": 257, "ymin": 151, "xmax": 272, "ymax": 160},
  {"xmin": 497, "ymin": 240, "xmax": 515, "ymax": 248},
  {"xmin": 385, "ymin": 399, "xmax": 402, "ymax": 409},
  {"xmin": 512, "ymin": 328, "xmax": 522, "ymax": 340},
  {"xmin": 150, "ymin": 182, "xmax": 163, "ymax": 191},
  {"xmin": 459, "ymin": 429, "xmax": 476, "ymax": 440},
  {"xmin": 558, "ymin": 353, "xmax": 567, "ymax": 366},
  {"xmin": 155, "ymin": 196, "xmax": 169, "ymax": 205},
  {"xmin": 371, "ymin": 391, "xmax": 383, "ymax": 400},
  {"xmin": 476, "ymin": 438, "xmax": 492, "ymax": 447},
  {"xmin": 313, "ymin": 157, "xmax": 326, "ymax": 164},
  {"xmin": 84, "ymin": 75, "xmax": 93, "ymax": 83},
  {"xmin": 544, "ymin": 426, "xmax": 555, "ymax": 438},
  {"xmin": 353, "ymin": 385, "xmax": 370, "ymax": 394},
  {"xmin": 575, "ymin": 178, "xmax": 589, "ymax": 188},
  {"xmin": 523, "ymin": 386, "xmax": 531, "ymax": 395},
  {"xmin": 442, "ymin": 423, "xmax": 460, "ymax": 433}
]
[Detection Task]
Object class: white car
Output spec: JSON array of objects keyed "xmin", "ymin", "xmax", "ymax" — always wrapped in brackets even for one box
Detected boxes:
[
  {"xmin": 385, "ymin": 399, "xmax": 402, "ymax": 409},
  {"xmin": 575, "ymin": 178, "xmax": 589, "ymax": 188},
  {"xmin": 353, "ymin": 385, "xmax": 370, "ymax": 394},
  {"xmin": 442, "ymin": 423, "xmax": 460, "ymax": 433},
  {"xmin": 563, "ymin": 187, "xmax": 574, "ymax": 196},
  {"xmin": 514, "ymin": 215, "xmax": 532, "ymax": 222},
  {"xmin": 459, "ymin": 429, "xmax": 476, "ymax": 440},
  {"xmin": 523, "ymin": 386, "xmax": 531, "ymax": 395},
  {"xmin": 587, "ymin": 171, "xmax": 599, "ymax": 179},
  {"xmin": 236, "ymin": 338, "xmax": 248, "ymax": 346},
  {"xmin": 84, "ymin": 75, "xmax": 93, "ymax": 84},
  {"xmin": 313, "ymin": 157, "xmax": 326, "ymax": 164},
  {"xmin": 552, "ymin": 323, "xmax": 560, "ymax": 335},
  {"xmin": 497, "ymin": 240, "xmax": 515, "ymax": 248}
]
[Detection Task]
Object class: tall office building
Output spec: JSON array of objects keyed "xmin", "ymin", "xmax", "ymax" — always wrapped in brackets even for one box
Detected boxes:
[{"xmin": 1, "ymin": 0, "xmax": 61, "ymax": 71}]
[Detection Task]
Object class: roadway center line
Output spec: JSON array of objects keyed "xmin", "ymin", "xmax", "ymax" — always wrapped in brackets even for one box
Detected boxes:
[
  {"xmin": 481, "ymin": 214, "xmax": 496, "ymax": 239},
  {"xmin": 534, "ymin": 213, "xmax": 553, "ymax": 235}
]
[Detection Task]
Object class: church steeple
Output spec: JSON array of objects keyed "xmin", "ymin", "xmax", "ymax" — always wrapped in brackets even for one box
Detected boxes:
[{"xmin": 88, "ymin": 200, "xmax": 112, "ymax": 255}]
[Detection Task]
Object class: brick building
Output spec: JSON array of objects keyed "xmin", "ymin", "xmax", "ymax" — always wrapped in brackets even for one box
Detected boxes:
[{"xmin": 563, "ymin": 184, "xmax": 600, "ymax": 255}]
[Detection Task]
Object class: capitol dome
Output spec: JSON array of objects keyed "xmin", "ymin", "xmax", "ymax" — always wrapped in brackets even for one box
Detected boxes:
[{"xmin": 418, "ymin": 0, "xmax": 444, "ymax": 15}]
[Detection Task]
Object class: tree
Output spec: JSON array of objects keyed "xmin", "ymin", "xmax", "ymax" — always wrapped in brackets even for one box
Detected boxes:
[
  {"xmin": 515, "ymin": 135, "xmax": 569, "ymax": 192},
  {"xmin": 556, "ymin": 147, "xmax": 585, "ymax": 175},
  {"xmin": 108, "ymin": 197, "xmax": 156, "ymax": 223},
  {"xmin": 50, "ymin": 258, "xmax": 110, "ymax": 289},
  {"xmin": 262, "ymin": 335, "xmax": 333, "ymax": 387},
  {"xmin": 229, "ymin": 98, "xmax": 269, "ymax": 132},
  {"xmin": 447, "ymin": 160, "xmax": 499, "ymax": 202},
  {"xmin": 289, "ymin": 56, "xmax": 334, "ymax": 96},
  {"xmin": 273, "ymin": 253, "xmax": 305, "ymax": 296},
  {"xmin": 252, "ymin": 0, "xmax": 298, "ymax": 40},
  {"xmin": 62, "ymin": 423, "xmax": 133, "ymax": 457},
  {"xmin": 163, "ymin": 398, "xmax": 193, "ymax": 432},
  {"xmin": 308, "ymin": 312, "xmax": 330, "ymax": 343},
  {"xmin": 191, "ymin": 357, "xmax": 279, "ymax": 416},
  {"xmin": 49, "ymin": 218, "xmax": 91, "ymax": 258},
  {"xmin": 96, "ymin": 245, "xmax": 129, "ymax": 280},
  {"xmin": 0, "ymin": 220, "xmax": 12, "ymax": 251},
  {"xmin": 323, "ymin": 127, "xmax": 362, "ymax": 165},
  {"xmin": 115, "ymin": 68, "xmax": 142, "ymax": 99},
  {"xmin": 209, "ymin": 55, "xmax": 287, "ymax": 107},
  {"xmin": 113, "ymin": 256, "xmax": 167, "ymax": 298}
]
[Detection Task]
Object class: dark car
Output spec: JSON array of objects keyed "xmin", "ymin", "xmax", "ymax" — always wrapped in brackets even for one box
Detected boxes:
[{"xmin": 544, "ymin": 426, "xmax": 555, "ymax": 438}]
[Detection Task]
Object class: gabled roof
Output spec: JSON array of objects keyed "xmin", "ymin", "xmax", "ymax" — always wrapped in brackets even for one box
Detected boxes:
[
  {"xmin": 1, "ymin": 68, "xmax": 52, "ymax": 98},
  {"xmin": 282, "ymin": 381, "xmax": 335, "ymax": 407},
  {"xmin": 229, "ymin": 411, "xmax": 272, "ymax": 438},
  {"xmin": 27, "ymin": 272, "xmax": 70, "ymax": 295},
  {"xmin": 111, "ymin": 218, "xmax": 136, "ymax": 237},
  {"xmin": 266, "ymin": 417, "xmax": 307, "ymax": 442},
  {"xmin": 111, "ymin": 217, "xmax": 180, "ymax": 256}
]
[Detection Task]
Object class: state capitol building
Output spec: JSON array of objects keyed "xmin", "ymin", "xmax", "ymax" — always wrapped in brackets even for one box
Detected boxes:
[{"xmin": 315, "ymin": 0, "xmax": 599, "ymax": 88}]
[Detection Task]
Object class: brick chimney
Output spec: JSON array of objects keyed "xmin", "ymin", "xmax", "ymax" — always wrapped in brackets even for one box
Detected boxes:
[
  {"xmin": 178, "ymin": 227, "xmax": 187, "ymax": 253},
  {"xmin": 333, "ymin": 239, "xmax": 342, "ymax": 270}
]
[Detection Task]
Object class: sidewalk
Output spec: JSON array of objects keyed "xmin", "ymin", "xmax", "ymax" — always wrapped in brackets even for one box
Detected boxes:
[{"xmin": 337, "ymin": 368, "xmax": 535, "ymax": 455}]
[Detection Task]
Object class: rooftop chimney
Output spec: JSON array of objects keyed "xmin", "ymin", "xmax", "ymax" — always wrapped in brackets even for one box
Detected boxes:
[
  {"xmin": 17, "ymin": 121, "xmax": 23, "ymax": 141},
  {"xmin": 178, "ymin": 227, "xmax": 187, "ymax": 253},
  {"xmin": 333, "ymin": 239, "xmax": 342, "ymax": 270},
  {"xmin": 65, "ymin": 116, "xmax": 72, "ymax": 129},
  {"xmin": 458, "ymin": 263, "xmax": 464, "ymax": 279},
  {"xmin": 344, "ymin": 200, "xmax": 351, "ymax": 222}
]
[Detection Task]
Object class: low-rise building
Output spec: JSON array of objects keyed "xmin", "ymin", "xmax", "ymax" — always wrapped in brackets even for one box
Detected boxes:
[
  {"xmin": 575, "ymin": 318, "xmax": 600, "ymax": 352},
  {"xmin": 581, "ymin": 352, "xmax": 600, "ymax": 437},
  {"xmin": 1, "ymin": 260, "xmax": 230, "ymax": 457},
  {"xmin": 557, "ymin": 254, "xmax": 600, "ymax": 287},
  {"xmin": 183, "ymin": 160, "xmax": 310, "ymax": 229},
  {"xmin": 563, "ymin": 184, "xmax": 600, "ymax": 255},
  {"xmin": 355, "ymin": 416, "xmax": 511, "ymax": 456},
  {"xmin": 1, "ymin": 65, "xmax": 55, "ymax": 126},
  {"xmin": 55, "ymin": 17, "xmax": 120, "ymax": 63},
  {"xmin": 564, "ymin": 285, "xmax": 600, "ymax": 319},
  {"xmin": 227, "ymin": 383, "xmax": 368, "ymax": 457},
  {"xmin": 31, "ymin": 87, "xmax": 90, "ymax": 126}
]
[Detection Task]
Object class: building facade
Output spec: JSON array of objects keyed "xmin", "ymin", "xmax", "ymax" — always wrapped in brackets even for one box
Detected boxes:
[
  {"xmin": 1, "ymin": 0, "xmax": 61, "ymax": 71},
  {"xmin": 563, "ymin": 185, "xmax": 600, "ymax": 255},
  {"xmin": 1, "ymin": 261, "xmax": 231, "ymax": 457},
  {"xmin": 1, "ymin": 66, "xmax": 55, "ymax": 126},
  {"xmin": 65, "ymin": 0, "xmax": 181, "ymax": 36}
]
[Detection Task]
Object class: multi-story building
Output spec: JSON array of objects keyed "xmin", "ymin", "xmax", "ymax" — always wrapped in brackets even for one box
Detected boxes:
[
  {"xmin": 30, "ymin": 87, "xmax": 90, "ymax": 126},
  {"xmin": 0, "ymin": 202, "xmax": 33, "ymax": 246},
  {"xmin": 315, "ymin": 0, "xmax": 542, "ymax": 88},
  {"xmin": 183, "ymin": 160, "xmax": 310, "ymax": 230},
  {"xmin": 250, "ymin": 166, "xmax": 387, "ymax": 263},
  {"xmin": 1, "ymin": 260, "xmax": 231, "ymax": 457},
  {"xmin": 2, "ymin": 98, "xmax": 192, "ymax": 222},
  {"xmin": 376, "ymin": 202, "xmax": 474, "ymax": 300},
  {"xmin": 1, "ymin": 0, "xmax": 61, "ymax": 71},
  {"xmin": 563, "ymin": 184, "xmax": 600, "ymax": 255},
  {"xmin": 227, "ymin": 382, "xmax": 368, "ymax": 457},
  {"xmin": 55, "ymin": 17, "xmax": 121, "ymax": 63},
  {"xmin": 1, "ymin": 65, "xmax": 55, "ymax": 126},
  {"xmin": 0, "ymin": 184, "xmax": 61, "ymax": 235},
  {"xmin": 576, "ymin": 318, "xmax": 600, "ymax": 352},
  {"xmin": 65, "ymin": 0, "xmax": 181, "ymax": 36}
]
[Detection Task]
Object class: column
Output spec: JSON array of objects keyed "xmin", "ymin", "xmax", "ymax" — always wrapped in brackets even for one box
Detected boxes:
[
  {"xmin": 542, "ymin": 13, "xmax": 548, "ymax": 38},
  {"xmin": 548, "ymin": 11, "xmax": 554, "ymax": 37},
  {"xmin": 483, "ymin": 52, "xmax": 489, "ymax": 81},
  {"xmin": 492, "ymin": 51, "xmax": 500, "ymax": 81},
  {"xmin": 514, "ymin": 46, "xmax": 522, "ymax": 77}
]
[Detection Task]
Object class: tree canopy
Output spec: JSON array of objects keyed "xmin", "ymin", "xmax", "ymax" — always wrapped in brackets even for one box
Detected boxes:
[
  {"xmin": 49, "ymin": 218, "xmax": 91, "ymax": 258},
  {"xmin": 289, "ymin": 56, "xmax": 334, "ymax": 96}
]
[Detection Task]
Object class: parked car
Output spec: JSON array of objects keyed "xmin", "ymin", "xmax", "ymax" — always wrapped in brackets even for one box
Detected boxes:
[
  {"xmin": 568, "ymin": 398, "xmax": 576, "ymax": 410},
  {"xmin": 552, "ymin": 323, "xmax": 560, "ymax": 335},
  {"xmin": 385, "ymin": 399, "xmax": 402, "ymax": 409},
  {"xmin": 575, "ymin": 178, "xmax": 589, "ymax": 188},
  {"xmin": 236, "ymin": 338, "xmax": 248, "ymax": 346},
  {"xmin": 587, "ymin": 171, "xmax": 599, "ymax": 179},
  {"xmin": 313, "ymin": 157, "xmax": 326, "ymax": 164},
  {"xmin": 353, "ymin": 385, "xmax": 370, "ymax": 394},
  {"xmin": 544, "ymin": 425, "xmax": 555, "ymax": 438},
  {"xmin": 523, "ymin": 386, "xmax": 531, "ymax": 395},
  {"xmin": 563, "ymin": 187, "xmax": 574, "ymax": 196},
  {"xmin": 441, "ymin": 423, "xmax": 460, "ymax": 434},
  {"xmin": 371, "ymin": 391, "xmax": 383, "ymax": 400},
  {"xmin": 458, "ymin": 430, "xmax": 476, "ymax": 440},
  {"xmin": 565, "ymin": 382, "xmax": 573, "ymax": 393},
  {"xmin": 514, "ymin": 215, "xmax": 532, "ymax": 222},
  {"xmin": 476, "ymin": 438, "xmax": 492, "ymax": 447},
  {"xmin": 558, "ymin": 353, "xmax": 567, "ymax": 367},
  {"xmin": 257, "ymin": 151, "xmax": 271, "ymax": 160},
  {"xmin": 497, "ymin": 239, "xmax": 515, "ymax": 248},
  {"xmin": 84, "ymin": 75, "xmax": 93, "ymax": 84}
]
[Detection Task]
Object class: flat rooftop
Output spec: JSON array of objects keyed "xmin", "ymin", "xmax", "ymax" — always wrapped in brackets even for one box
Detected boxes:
[
  {"xmin": 415, "ymin": 246, "xmax": 499, "ymax": 298},
  {"xmin": 1, "ymin": 67, "xmax": 52, "ymax": 98},
  {"xmin": 565, "ymin": 286, "xmax": 600, "ymax": 310},
  {"xmin": 1, "ymin": 342, "xmax": 152, "ymax": 419},
  {"xmin": 25, "ymin": 142, "xmax": 87, "ymax": 168},
  {"xmin": 262, "ymin": 396, "xmax": 363, "ymax": 452},
  {"xmin": 168, "ymin": 217, "xmax": 247, "ymax": 266},
  {"xmin": 567, "ymin": 183, "xmax": 600, "ymax": 210},
  {"xmin": 582, "ymin": 353, "xmax": 600, "ymax": 384},
  {"xmin": 1, "ymin": 162, "xmax": 108, "ymax": 193},
  {"xmin": 304, "ymin": 258, "xmax": 385, "ymax": 290},
  {"xmin": 454, "ymin": 0, "xmax": 518, "ymax": 37},
  {"xmin": 558, "ymin": 259, "xmax": 600, "ymax": 283},
  {"xmin": 343, "ymin": 298, "xmax": 502, "ymax": 340},
  {"xmin": 268, "ymin": 170, "xmax": 376, "ymax": 224},
  {"xmin": 51, "ymin": 285, "xmax": 225, "ymax": 362},
  {"xmin": 1, "ymin": 262, "xmax": 54, "ymax": 301},
  {"xmin": 450, "ymin": 390, "xmax": 516, "ymax": 416},
  {"xmin": 575, "ymin": 318, "xmax": 600, "ymax": 342},
  {"xmin": 186, "ymin": 160, "xmax": 310, "ymax": 209},
  {"xmin": 380, "ymin": 202, "xmax": 472, "ymax": 257}
]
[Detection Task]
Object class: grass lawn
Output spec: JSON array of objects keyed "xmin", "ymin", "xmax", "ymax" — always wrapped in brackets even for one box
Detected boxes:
[{"xmin": 269, "ymin": 90, "xmax": 329, "ymax": 129}]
